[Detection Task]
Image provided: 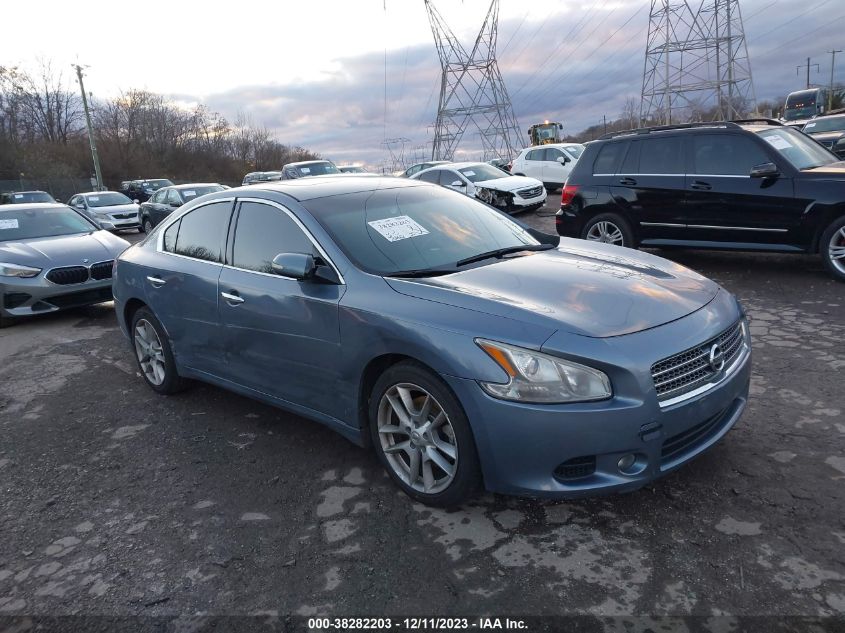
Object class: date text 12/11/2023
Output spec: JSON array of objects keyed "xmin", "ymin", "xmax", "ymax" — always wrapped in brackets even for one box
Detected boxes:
[{"xmin": 307, "ymin": 617, "xmax": 529, "ymax": 630}]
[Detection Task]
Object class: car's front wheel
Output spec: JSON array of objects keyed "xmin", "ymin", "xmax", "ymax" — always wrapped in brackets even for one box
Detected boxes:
[
  {"xmin": 141, "ymin": 217, "xmax": 153, "ymax": 234},
  {"xmin": 582, "ymin": 213, "xmax": 635, "ymax": 248},
  {"xmin": 369, "ymin": 362, "xmax": 481, "ymax": 507},
  {"xmin": 131, "ymin": 307, "xmax": 187, "ymax": 394},
  {"xmin": 821, "ymin": 216, "xmax": 845, "ymax": 282}
]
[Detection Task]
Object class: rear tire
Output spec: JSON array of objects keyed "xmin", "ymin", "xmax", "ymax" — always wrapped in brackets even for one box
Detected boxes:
[
  {"xmin": 130, "ymin": 307, "xmax": 188, "ymax": 395},
  {"xmin": 369, "ymin": 361, "xmax": 481, "ymax": 507},
  {"xmin": 141, "ymin": 217, "xmax": 153, "ymax": 234},
  {"xmin": 581, "ymin": 213, "xmax": 636, "ymax": 249},
  {"xmin": 820, "ymin": 215, "xmax": 845, "ymax": 282}
]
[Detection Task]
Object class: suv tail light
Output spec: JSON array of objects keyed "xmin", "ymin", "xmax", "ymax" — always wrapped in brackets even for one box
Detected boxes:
[{"xmin": 561, "ymin": 184, "xmax": 579, "ymax": 206}]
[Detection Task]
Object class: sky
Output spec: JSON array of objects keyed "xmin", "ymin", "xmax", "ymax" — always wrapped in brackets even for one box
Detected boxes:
[{"xmin": 4, "ymin": 0, "xmax": 844, "ymax": 169}]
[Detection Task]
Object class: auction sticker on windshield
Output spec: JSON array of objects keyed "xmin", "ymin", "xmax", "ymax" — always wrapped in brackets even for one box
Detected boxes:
[
  {"xmin": 763, "ymin": 134, "xmax": 793, "ymax": 150},
  {"xmin": 368, "ymin": 216, "xmax": 429, "ymax": 242},
  {"xmin": 0, "ymin": 219, "xmax": 20, "ymax": 229},
  {"xmin": 184, "ymin": 191, "xmax": 196, "ymax": 197}
]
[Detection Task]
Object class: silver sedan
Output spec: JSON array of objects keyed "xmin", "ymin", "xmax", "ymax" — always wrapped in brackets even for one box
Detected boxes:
[{"xmin": 0, "ymin": 203, "xmax": 129, "ymax": 327}]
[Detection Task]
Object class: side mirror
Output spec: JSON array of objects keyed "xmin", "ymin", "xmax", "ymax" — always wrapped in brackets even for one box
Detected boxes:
[
  {"xmin": 75, "ymin": 203, "xmax": 86, "ymax": 210},
  {"xmin": 133, "ymin": 199, "xmax": 140, "ymax": 205},
  {"xmin": 271, "ymin": 253, "xmax": 316, "ymax": 280},
  {"xmin": 169, "ymin": 201, "xmax": 181, "ymax": 208},
  {"xmin": 450, "ymin": 180, "xmax": 465, "ymax": 187},
  {"xmin": 98, "ymin": 220, "xmax": 116, "ymax": 231},
  {"xmin": 556, "ymin": 156, "xmax": 570, "ymax": 164},
  {"xmin": 750, "ymin": 162, "xmax": 779, "ymax": 178}
]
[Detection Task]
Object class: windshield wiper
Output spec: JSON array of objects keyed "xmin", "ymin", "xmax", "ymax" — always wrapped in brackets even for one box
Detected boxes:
[
  {"xmin": 385, "ymin": 267, "xmax": 458, "ymax": 278},
  {"xmin": 456, "ymin": 243, "xmax": 554, "ymax": 267}
]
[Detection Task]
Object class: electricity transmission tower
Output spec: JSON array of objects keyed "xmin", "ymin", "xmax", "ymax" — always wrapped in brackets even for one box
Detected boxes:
[
  {"xmin": 425, "ymin": 0, "xmax": 521, "ymax": 161},
  {"xmin": 381, "ymin": 137, "xmax": 411, "ymax": 173},
  {"xmin": 640, "ymin": 0, "xmax": 756, "ymax": 125}
]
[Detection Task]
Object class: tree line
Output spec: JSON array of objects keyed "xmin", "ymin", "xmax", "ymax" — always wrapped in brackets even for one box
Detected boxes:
[{"xmin": 0, "ymin": 61, "xmax": 319, "ymax": 188}]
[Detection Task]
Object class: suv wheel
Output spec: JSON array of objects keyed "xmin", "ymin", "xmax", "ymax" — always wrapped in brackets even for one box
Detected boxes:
[
  {"xmin": 821, "ymin": 216, "xmax": 845, "ymax": 281},
  {"xmin": 369, "ymin": 361, "xmax": 481, "ymax": 507},
  {"xmin": 582, "ymin": 213, "xmax": 635, "ymax": 248}
]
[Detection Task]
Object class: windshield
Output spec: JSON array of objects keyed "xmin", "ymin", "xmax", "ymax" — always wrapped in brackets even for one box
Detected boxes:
[
  {"xmin": 803, "ymin": 118, "xmax": 845, "ymax": 134},
  {"xmin": 784, "ymin": 92, "xmax": 819, "ymax": 121},
  {"xmin": 563, "ymin": 145, "xmax": 584, "ymax": 159},
  {"xmin": 178, "ymin": 185, "xmax": 225, "ymax": 201},
  {"xmin": 302, "ymin": 186, "xmax": 539, "ymax": 275},
  {"xmin": 296, "ymin": 162, "xmax": 339, "ymax": 177},
  {"xmin": 756, "ymin": 127, "xmax": 838, "ymax": 170},
  {"xmin": 0, "ymin": 206, "xmax": 95, "ymax": 241},
  {"xmin": 458, "ymin": 164, "xmax": 510, "ymax": 183},
  {"xmin": 536, "ymin": 125, "xmax": 557, "ymax": 140},
  {"xmin": 142, "ymin": 179, "xmax": 173, "ymax": 190},
  {"xmin": 85, "ymin": 192, "xmax": 133, "ymax": 207},
  {"xmin": 5, "ymin": 191, "xmax": 55, "ymax": 204}
]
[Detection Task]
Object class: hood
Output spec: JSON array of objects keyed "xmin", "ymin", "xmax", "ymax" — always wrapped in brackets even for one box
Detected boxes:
[
  {"xmin": 798, "ymin": 162, "xmax": 845, "ymax": 179},
  {"xmin": 86, "ymin": 203, "xmax": 138, "ymax": 216},
  {"xmin": 474, "ymin": 175, "xmax": 543, "ymax": 192},
  {"xmin": 0, "ymin": 231, "xmax": 129, "ymax": 268},
  {"xmin": 385, "ymin": 240, "xmax": 719, "ymax": 338},
  {"xmin": 806, "ymin": 130, "xmax": 845, "ymax": 142}
]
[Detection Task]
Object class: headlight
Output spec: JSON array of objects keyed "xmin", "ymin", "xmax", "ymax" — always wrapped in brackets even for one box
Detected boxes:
[
  {"xmin": 476, "ymin": 339, "xmax": 612, "ymax": 403},
  {"xmin": 0, "ymin": 262, "xmax": 42, "ymax": 278}
]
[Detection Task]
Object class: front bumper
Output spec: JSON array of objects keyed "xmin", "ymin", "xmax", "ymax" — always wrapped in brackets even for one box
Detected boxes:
[
  {"xmin": 443, "ymin": 321, "xmax": 751, "ymax": 499},
  {"xmin": 1, "ymin": 276, "xmax": 114, "ymax": 320}
]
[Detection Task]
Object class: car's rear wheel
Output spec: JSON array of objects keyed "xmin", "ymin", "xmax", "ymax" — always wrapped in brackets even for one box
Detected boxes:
[
  {"xmin": 821, "ymin": 215, "xmax": 845, "ymax": 282},
  {"xmin": 582, "ymin": 213, "xmax": 635, "ymax": 248},
  {"xmin": 141, "ymin": 217, "xmax": 153, "ymax": 234},
  {"xmin": 131, "ymin": 307, "xmax": 187, "ymax": 394},
  {"xmin": 369, "ymin": 362, "xmax": 481, "ymax": 507}
]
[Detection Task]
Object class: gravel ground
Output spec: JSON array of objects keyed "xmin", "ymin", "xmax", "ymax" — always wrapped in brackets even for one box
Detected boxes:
[{"xmin": 1, "ymin": 201, "xmax": 843, "ymax": 630}]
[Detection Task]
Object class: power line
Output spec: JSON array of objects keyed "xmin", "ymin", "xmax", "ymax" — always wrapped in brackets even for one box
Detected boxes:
[
  {"xmin": 756, "ymin": 13, "xmax": 845, "ymax": 58},
  {"xmin": 747, "ymin": 0, "xmax": 835, "ymax": 43}
]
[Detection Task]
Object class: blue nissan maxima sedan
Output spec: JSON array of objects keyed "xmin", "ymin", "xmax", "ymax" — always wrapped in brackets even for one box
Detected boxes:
[{"xmin": 112, "ymin": 176, "xmax": 751, "ymax": 506}]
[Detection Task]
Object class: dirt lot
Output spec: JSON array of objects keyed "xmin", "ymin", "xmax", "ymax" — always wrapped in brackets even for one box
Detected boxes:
[{"xmin": 1, "ymin": 202, "xmax": 844, "ymax": 629}]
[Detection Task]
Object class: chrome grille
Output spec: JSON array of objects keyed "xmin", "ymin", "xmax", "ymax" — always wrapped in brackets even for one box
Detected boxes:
[
  {"xmin": 516, "ymin": 185, "xmax": 543, "ymax": 199},
  {"xmin": 46, "ymin": 266, "xmax": 89, "ymax": 285},
  {"xmin": 651, "ymin": 321, "xmax": 745, "ymax": 400},
  {"xmin": 111, "ymin": 212, "xmax": 136, "ymax": 219}
]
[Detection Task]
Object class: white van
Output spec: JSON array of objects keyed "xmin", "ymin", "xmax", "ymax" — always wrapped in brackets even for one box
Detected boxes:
[{"xmin": 510, "ymin": 143, "xmax": 585, "ymax": 191}]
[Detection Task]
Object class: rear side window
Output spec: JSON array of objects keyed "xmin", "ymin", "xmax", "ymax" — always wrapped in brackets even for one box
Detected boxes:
[
  {"xmin": 526, "ymin": 149, "xmax": 544, "ymax": 161},
  {"xmin": 418, "ymin": 169, "xmax": 440, "ymax": 184},
  {"xmin": 593, "ymin": 142, "xmax": 628, "ymax": 174},
  {"xmin": 637, "ymin": 136, "xmax": 684, "ymax": 174},
  {"xmin": 172, "ymin": 201, "xmax": 232, "ymax": 262},
  {"xmin": 163, "ymin": 220, "xmax": 180, "ymax": 253},
  {"xmin": 439, "ymin": 170, "xmax": 460, "ymax": 186},
  {"xmin": 691, "ymin": 134, "xmax": 770, "ymax": 176},
  {"xmin": 232, "ymin": 202, "xmax": 316, "ymax": 273}
]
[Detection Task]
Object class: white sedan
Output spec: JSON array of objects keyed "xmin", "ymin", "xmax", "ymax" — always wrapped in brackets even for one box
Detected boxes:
[
  {"xmin": 68, "ymin": 191, "xmax": 140, "ymax": 231},
  {"xmin": 411, "ymin": 162, "xmax": 546, "ymax": 213}
]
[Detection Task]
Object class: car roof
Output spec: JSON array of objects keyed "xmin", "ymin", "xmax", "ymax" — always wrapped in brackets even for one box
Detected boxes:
[
  {"xmin": 240, "ymin": 175, "xmax": 428, "ymax": 202},
  {"xmin": 285, "ymin": 160, "xmax": 333, "ymax": 167},
  {"xmin": 170, "ymin": 183, "xmax": 221, "ymax": 190},
  {"xmin": 81, "ymin": 190, "xmax": 123, "ymax": 196},
  {"xmin": 523, "ymin": 143, "xmax": 581, "ymax": 150},
  {"xmin": 444, "ymin": 161, "xmax": 491, "ymax": 169},
  {"xmin": 1, "ymin": 202, "xmax": 69, "ymax": 212},
  {"xmin": 4, "ymin": 190, "xmax": 50, "ymax": 195}
]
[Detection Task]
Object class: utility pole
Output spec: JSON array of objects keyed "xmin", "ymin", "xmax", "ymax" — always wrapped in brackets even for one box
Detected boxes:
[
  {"xmin": 603, "ymin": 115, "xmax": 607, "ymax": 135},
  {"xmin": 829, "ymin": 49, "xmax": 842, "ymax": 111},
  {"xmin": 797, "ymin": 57, "xmax": 819, "ymax": 90},
  {"xmin": 72, "ymin": 64, "xmax": 104, "ymax": 191}
]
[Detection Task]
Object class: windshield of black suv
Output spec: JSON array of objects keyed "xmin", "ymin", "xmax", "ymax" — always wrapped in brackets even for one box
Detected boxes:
[
  {"xmin": 85, "ymin": 192, "xmax": 133, "ymax": 207},
  {"xmin": 803, "ymin": 117, "xmax": 845, "ymax": 134},
  {"xmin": 458, "ymin": 164, "xmax": 510, "ymax": 183},
  {"xmin": 296, "ymin": 162, "xmax": 339, "ymax": 177},
  {"xmin": 303, "ymin": 186, "xmax": 539, "ymax": 275},
  {"xmin": 0, "ymin": 206, "xmax": 95, "ymax": 241},
  {"xmin": 4, "ymin": 191, "xmax": 55, "ymax": 204},
  {"xmin": 756, "ymin": 127, "xmax": 838, "ymax": 170}
]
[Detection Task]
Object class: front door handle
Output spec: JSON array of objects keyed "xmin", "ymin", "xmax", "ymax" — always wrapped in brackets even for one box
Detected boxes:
[
  {"xmin": 691, "ymin": 180, "xmax": 712, "ymax": 191},
  {"xmin": 619, "ymin": 177, "xmax": 637, "ymax": 186},
  {"xmin": 146, "ymin": 275, "xmax": 166, "ymax": 288},
  {"xmin": 221, "ymin": 291, "xmax": 245, "ymax": 305}
]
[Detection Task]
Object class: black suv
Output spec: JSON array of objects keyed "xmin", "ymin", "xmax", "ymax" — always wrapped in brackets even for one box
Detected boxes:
[{"xmin": 556, "ymin": 120, "xmax": 845, "ymax": 281}]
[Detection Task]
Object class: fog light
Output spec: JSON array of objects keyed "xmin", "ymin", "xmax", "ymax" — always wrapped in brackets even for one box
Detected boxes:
[{"xmin": 618, "ymin": 454, "xmax": 637, "ymax": 472}]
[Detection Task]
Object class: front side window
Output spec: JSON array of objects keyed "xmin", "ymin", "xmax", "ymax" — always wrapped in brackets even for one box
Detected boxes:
[
  {"xmin": 302, "ymin": 186, "xmax": 539, "ymax": 276},
  {"xmin": 418, "ymin": 169, "xmax": 440, "ymax": 184},
  {"xmin": 151, "ymin": 190, "xmax": 167, "ymax": 204},
  {"xmin": 406, "ymin": 165, "xmax": 422, "ymax": 177},
  {"xmin": 691, "ymin": 134, "xmax": 770, "ymax": 176},
  {"xmin": 439, "ymin": 170, "xmax": 463, "ymax": 186},
  {"xmin": 172, "ymin": 201, "xmax": 232, "ymax": 262},
  {"xmin": 167, "ymin": 190, "xmax": 183, "ymax": 206},
  {"xmin": 756, "ymin": 127, "xmax": 838, "ymax": 170},
  {"xmin": 0, "ymin": 206, "xmax": 95, "ymax": 241},
  {"xmin": 232, "ymin": 202, "xmax": 316, "ymax": 274},
  {"xmin": 637, "ymin": 136, "xmax": 683, "ymax": 174}
]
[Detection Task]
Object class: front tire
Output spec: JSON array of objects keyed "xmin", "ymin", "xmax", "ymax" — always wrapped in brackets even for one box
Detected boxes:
[
  {"xmin": 820, "ymin": 215, "xmax": 845, "ymax": 282},
  {"xmin": 130, "ymin": 307, "xmax": 187, "ymax": 394},
  {"xmin": 581, "ymin": 212, "xmax": 635, "ymax": 248},
  {"xmin": 369, "ymin": 361, "xmax": 481, "ymax": 507},
  {"xmin": 141, "ymin": 217, "xmax": 153, "ymax": 234}
]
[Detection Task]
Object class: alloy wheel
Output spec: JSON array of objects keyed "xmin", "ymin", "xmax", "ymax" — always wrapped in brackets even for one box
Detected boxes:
[
  {"xmin": 134, "ymin": 318, "xmax": 166, "ymax": 386},
  {"xmin": 829, "ymin": 226, "xmax": 845, "ymax": 275},
  {"xmin": 377, "ymin": 383, "xmax": 458, "ymax": 495},
  {"xmin": 143, "ymin": 218, "xmax": 153, "ymax": 233},
  {"xmin": 586, "ymin": 221, "xmax": 625, "ymax": 245}
]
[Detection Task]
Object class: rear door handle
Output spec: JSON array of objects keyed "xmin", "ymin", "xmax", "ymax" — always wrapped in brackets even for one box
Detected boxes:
[
  {"xmin": 146, "ymin": 275, "xmax": 166, "ymax": 288},
  {"xmin": 691, "ymin": 180, "xmax": 712, "ymax": 191},
  {"xmin": 619, "ymin": 177, "xmax": 637, "ymax": 186},
  {"xmin": 221, "ymin": 291, "xmax": 245, "ymax": 305}
]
